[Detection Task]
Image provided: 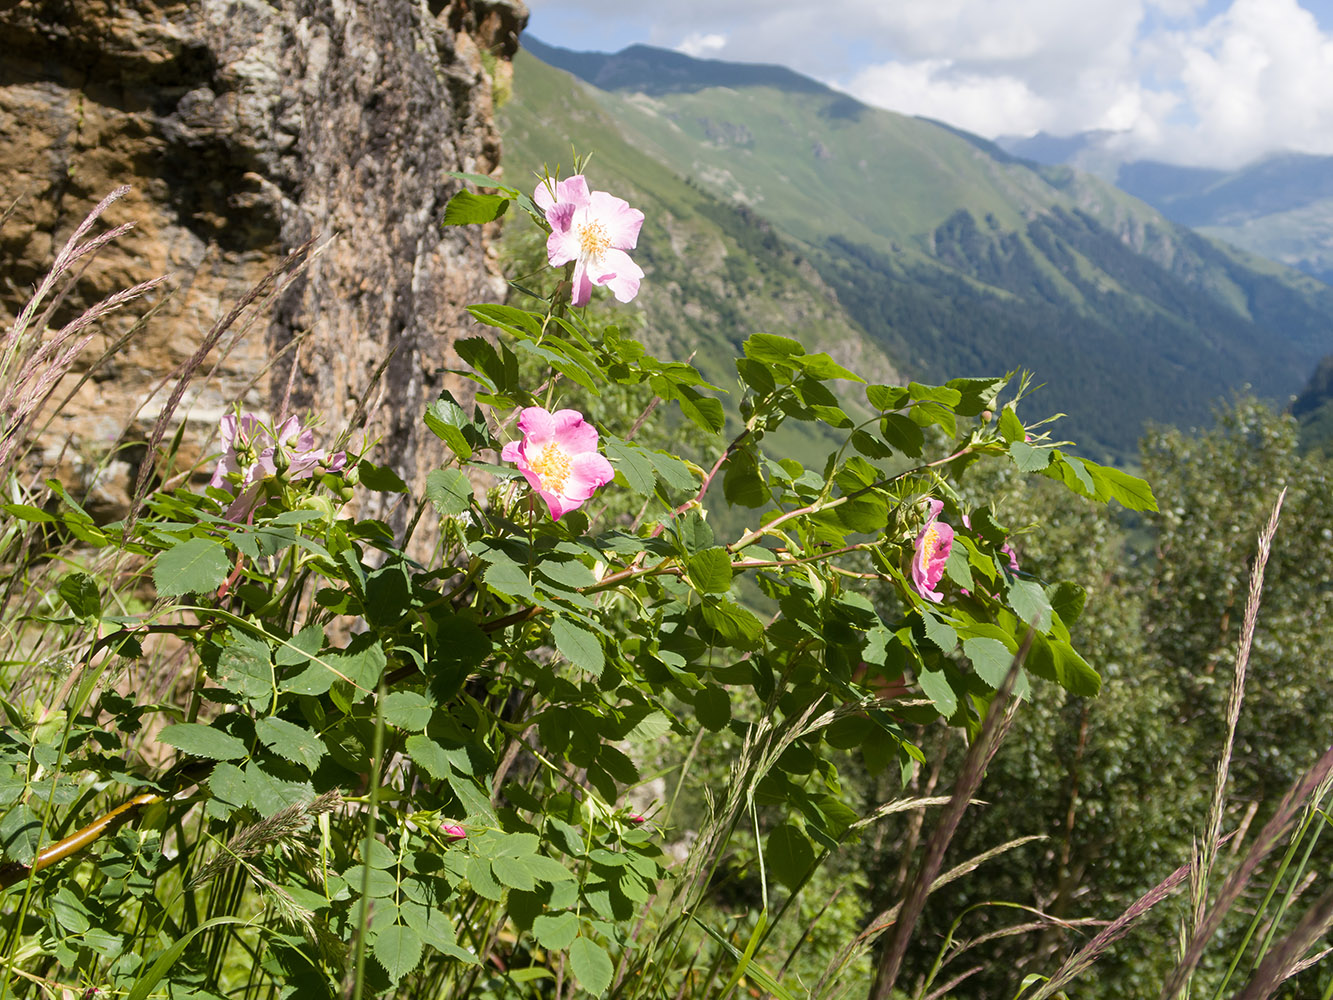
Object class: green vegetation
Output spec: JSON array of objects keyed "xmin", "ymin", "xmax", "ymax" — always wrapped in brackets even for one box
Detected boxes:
[{"xmin": 506, "ymin": 42, "xmax": 1333, "ymax": 463}]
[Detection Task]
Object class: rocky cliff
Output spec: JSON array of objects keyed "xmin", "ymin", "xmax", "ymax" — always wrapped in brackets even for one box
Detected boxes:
[{"xmin": 0, "ymin": 0, "xmax": 526, "ymax": 525}]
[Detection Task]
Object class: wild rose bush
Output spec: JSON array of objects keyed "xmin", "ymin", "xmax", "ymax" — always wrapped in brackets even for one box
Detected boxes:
[{"xmin": 0, "ymin": 169, "xmax": 1155, "ymax": 999}]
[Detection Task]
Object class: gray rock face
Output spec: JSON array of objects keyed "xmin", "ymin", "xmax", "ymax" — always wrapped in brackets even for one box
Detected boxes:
[{"xmin": 0, "ymin": 0, "xmax": 527, "ymax": 528}]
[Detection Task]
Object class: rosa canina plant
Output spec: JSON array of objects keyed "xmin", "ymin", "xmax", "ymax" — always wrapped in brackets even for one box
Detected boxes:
[{"xmin": 0, "ymin": 166, "xmax": 1155, "ymax": 1000}]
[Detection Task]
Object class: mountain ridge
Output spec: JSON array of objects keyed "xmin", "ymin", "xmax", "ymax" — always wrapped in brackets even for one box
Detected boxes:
[{"xmin": 502, "ymin": 38, "xmax": 1333, "ymax": 460}]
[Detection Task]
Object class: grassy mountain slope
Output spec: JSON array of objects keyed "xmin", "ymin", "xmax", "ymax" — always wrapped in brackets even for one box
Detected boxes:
[
  {"xmin": 1004, "ymin": 136, "xmax": 1333, "ymax": 287},
  {"xmin": 506, "ymin": 40, "xmax": 1333, "ymax": 460},
  {"xmin": 498, "ymin": 50, "xmax": 897, "ymax": 468}
]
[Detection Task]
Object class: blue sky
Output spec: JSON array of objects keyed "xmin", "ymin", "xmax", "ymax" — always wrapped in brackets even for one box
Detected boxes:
[{"xmin": 524, "ymin": 0, "xmax": 1333, "ymax": 167}]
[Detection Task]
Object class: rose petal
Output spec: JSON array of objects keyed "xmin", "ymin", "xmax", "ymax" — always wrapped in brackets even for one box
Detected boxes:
[
  {"xmin": 588, "ymin": 191, "xmax": 644, "ymax": 249},
  {"xmin": 516, "ymin": 407, "xmax": 558, "ymax": 445}
]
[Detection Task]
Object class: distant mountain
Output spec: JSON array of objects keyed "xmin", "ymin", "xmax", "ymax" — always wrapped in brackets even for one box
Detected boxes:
[
  {"xmin": 502, "ymin": 40, "xmax": 1333, "ymax": 461},
  {"xmin": 998, "ymin": 133, "xmax": 1333, "ymax": 286}
]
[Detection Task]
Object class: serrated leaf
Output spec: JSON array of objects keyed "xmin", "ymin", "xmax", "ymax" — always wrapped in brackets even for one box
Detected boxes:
[
  {"xmin": 1026, "ymin": 634, "xmax": 1101, "ymax": 697},
  {"xmin": 686, "ymin": 547, "xmax": 733, "ymax": 594},
  {"xmin": 153, "ymin": 538, "xmax": 231, "ymax": 598},
  {"xmin": 159, "ymin": 723, "xmax": 248, "ymax": 761},
  {"xmin": 405, "ymin": 734, "xmax": 454, "ymax": 781},
  {"xmin": 58, "ymin": 572, "xmax": 101, "ymax": 620},
  {"xmin": 919, "ymin": 608, "xmax": 958, "ymax": 653},
  {"xmin": 374, "ymin": 924, "xmax": 423, "ymax": 983},
  {"xmin": 623, "ymin": 708, "xmax": 671, "ymax": 743},
  {"xmin": 551, "ymin": 616, "xmax": 604, "ymax": 676},
  {"xmin": 383, "ymin": 691, "xmax": 433, "ymax": 731},
  {"xmin": 1010, "ymin": 441, "xmax": 1051, "ymax": 471},
  {"xmin": 569, "ymin": 936, "xmax": 614, "ymax": 995},
  {"xmin": 0, "ymin": 803, "xmax": 40, "ymax": 865},
  {"xmin": 426, "ymin": 468, "xmax": 474, "ymax": 516},
  {"xmin": 700, "ymin": 599, "xmax": 763, "ymax": 649},
  {"xmin": 521, "ymin": 854, "xmax": 576, "ymax": 883},
  {"xmin": 604, "ymin": 436, "xmax": 656, "ymax": 496},
  {"xmin": 695, "ymin": 686, "xmax": 731, "ymax": 731},
  {"xmin": 492, "ymin": 855, "xmax": 537, "ymax": 891},
  {"xmin": 1048, "ymin": 581, "xmax": 1087, "ymax": 627},
  {"xmin": 916, "ymin": 667, "xmax": 957, "ymax": 717},
  {"xmin": 254, "ymin": 717, "xmax": 326, "ymax": 771},
  {"xmin": 533, "ymin": 912, "xmax": 579, "ymax": 950},
  {"xmin": 964, "ymin": 637, "xmax": 1015, "ymax": 689},
  {"xmin": 1007, "ymin": 578, "xmax": 1053, "ymax": 632}
]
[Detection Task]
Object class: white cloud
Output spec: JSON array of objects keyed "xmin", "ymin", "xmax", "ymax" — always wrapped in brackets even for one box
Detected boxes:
[
  {"xmin": 524, "ymin": 0, "xmax": 1333, "ymax": 167},
  {"xmin": 845, "ymin": 60, "xmax": 1050, "ymax": 138},
  {"xmin": 676, "ymin": 32, "xmax": 728, "ymax": 58}
]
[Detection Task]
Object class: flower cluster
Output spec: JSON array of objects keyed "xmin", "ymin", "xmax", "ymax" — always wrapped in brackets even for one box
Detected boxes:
[
  {"xmin": 211, "ymin": 412, "xmax": 346, "ymax": 518},
  {"xmin": 502, "ymin": 406, "xmax": 614, "ymax": 520},
  {"xmin": 535, "ymin": 174, "xmax": 644, "ymax": 307}
]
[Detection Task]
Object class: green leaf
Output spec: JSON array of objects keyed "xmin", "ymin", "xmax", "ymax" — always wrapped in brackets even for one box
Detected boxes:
[
  {"xmin": 604, "ymin": 436, "xmax": 656, "ymax": 496},
  {"xmin": 521, "ymin": 854, "xmax": 576, "ymax": 883},
  {"xmin": 919, "ymin": 608, "xmax": 958, "ymax": 653},
  {"xmin": 766, "ymin": 823, "xmax": 815, "ymax": 891},
  {"xmin": 425, "ymin": 468, "xmax": 474, "ymax": 516},
  {"xmin": 687, "ymin": 547, "xmax": 733, "ymax": 594},
  {"xmin": 1048, "ymin": 581, "xmax": 1087, "ymax": 627},
  {"xmin": 695, "ymin": 686, "xmax": 731, "ymax": 731},
  {"xmin": 442, "ymin": 189, "xmax": 510, "ymax": 225},
  {"xmin": 532, "ymin": 912, "xmax": 579, "ymax": 951},
  {"xmin": 569, "ymin": 936, "xmax": 614, "ymax": 996},
  {"xmin": 153, "ymin": 538, "xmax": 231, "ymax": 598},
  {"xmin": 483, "ymin": 558, "xmax": 534, "ymax": 600},
  {"xmin": 383, "ymin": 691, "xmax": 433, "ymax": 731},
  {"xmin": 357, "ymin": 460, "xmax": 409, "ymax": 493},
  {"xmin": 916, "ymin": 667, "xmax": 957, "ymax": 717},
  {"xmin": 880, "ymin": 413, "xmax": 925, "ymax": 456},
  {"xmin": 743, "ymin": 332, "xmax": 805, "ymax": 364},
  {"xmin": 213, "ymin": 630, "xmax": 275, "ymax": 707},
  {"xmin": 254, "ymin": 717, "xmax": 326, "ymax": 771},
  {"xmin": 244, "ymin": 762, "xmax": 313, "ymax": 815},
  {"xmin": 867, "ymin": 384, "xmax": 909, "ymax": 411},
  {"xmin": 1010, "ymin": 441, "xmax": 1051, "ymax": 471},
  {"xmin": 158, "ymin": 723, "xmax": 248, "ymax": 761},
  {"xmin": 998, "ymin": 406, "xmax": 1025, "ymax": 443},
  {"xmin": 700, "ymin": 599, "xmax": 764, "ymax": 649},
  {"xmin": 58, "ymin": 572, "xmax": 100, "ymax": 620},
  {"xmin": 674, "ymin": 386, "xmax": 725, "ymax": 433},
  {"xmin": 551, "ymin": 616, "xmax": 604, "ymax": 676},
  {"xmin": 622, "ymin": 708, "xmax": 671, "ymax": 743},
  {"xmin": 947, "ymin": 376, "xmax": 1007, "ymax": 416},
  {"xmin": 1026, "ymin": 634, "xmax": 1101, "ymax": 697},
  {"xmin": 0, "ymin": 803, "xmax": 40, "ymax": 865},
  {"xmin": 1, "ymin": 503, "xmax": 56, "ymax": 523},
  {"xmin": 424, "ymin": 393, "xmax": 477, "ymax": 461},
  {"xmin": 374, "ymin": 923, "xmax": 424, "ymax": 983},
  {"xmin": 1007, "ymin": 578, "xmax": 1053, "ymax": 632},
  {"xmin": 405, "ymin": 734, "xmax": 454, "ymax": 781},
  {"xmin": 492, "ymin": 855, "xmax": 537, "ymax": 891},
  {"xmin": 964, "ymin": 637, "xmax": 1016, "ymax": 689}
]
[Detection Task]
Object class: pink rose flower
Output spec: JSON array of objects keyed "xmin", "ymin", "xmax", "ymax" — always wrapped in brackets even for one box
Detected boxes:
[
  {"xmin": 501, "ymin": 406, "xmax": 615, "ymax": 520},
  {"xmin": 210, "ymin": 412, "xmax": 347, "ymax": 520},
  {"xmin": 211, "ymin": 413, "xmax": 276, "ymax": 489},
  {"xmin": 535, "ymin": 175, "xmax": 645, "ymax": 307},
  {"xmin": 912, "ymin": 499, "xmax": 954, "ymax": 603},
  {"xmin": 442, "ymin": 823, "xmax": 467, "ymax": 839}
]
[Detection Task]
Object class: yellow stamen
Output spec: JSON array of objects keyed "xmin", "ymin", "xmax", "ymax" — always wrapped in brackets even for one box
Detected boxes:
[
  {"xmin": 530, "ymin": 444, "xmax": 572, "ymax": 493},
  {"xmin": 919, "ymin": 524, "xmax": 943, "ymax": 563},
  {"xmin": 578, "ymin": 220, "xmax": 610, "ymax": 261}
]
